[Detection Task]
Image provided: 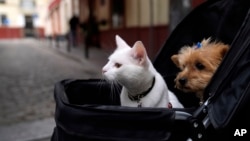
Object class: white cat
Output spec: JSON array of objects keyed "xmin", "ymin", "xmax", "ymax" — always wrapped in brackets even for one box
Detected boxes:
[{"xmin": 102, "ymin": 35, "xmax": 183, "ymax": 108}]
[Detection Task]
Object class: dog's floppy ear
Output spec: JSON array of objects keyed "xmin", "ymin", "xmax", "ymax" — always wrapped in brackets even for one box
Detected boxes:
[
  {"xmin": 219, "ymin": 45, "xmax": 229, "ymax": 58},
  {"xmin": 171, "ymin": 55, "xmax": 180, "ymax": 67}
]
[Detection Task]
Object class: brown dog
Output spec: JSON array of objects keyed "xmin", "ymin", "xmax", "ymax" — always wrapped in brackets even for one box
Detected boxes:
[{"xmin": 171, "ymin": 38, "xmax": 229, "ymax": 104}]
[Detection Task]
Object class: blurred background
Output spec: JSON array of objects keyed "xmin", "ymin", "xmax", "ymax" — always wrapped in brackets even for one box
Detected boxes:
[{"xmin": 0, "ymin": 0, "xmax": 205, "ymax": 141}]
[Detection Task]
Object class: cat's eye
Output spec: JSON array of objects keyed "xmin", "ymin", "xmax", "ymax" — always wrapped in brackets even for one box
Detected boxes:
[
  {"xmin": 195, "ymin": 62, "xmax": 205, "ymax": 70},
  {"xmin": 114, "ymin": 63, "xmax": 122, "ymax": 68}
]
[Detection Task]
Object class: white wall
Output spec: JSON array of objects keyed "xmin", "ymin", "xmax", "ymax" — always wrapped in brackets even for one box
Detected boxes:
[{"xmin": 59, "ymin": 0, "xmax": 73, "ymax": 35}]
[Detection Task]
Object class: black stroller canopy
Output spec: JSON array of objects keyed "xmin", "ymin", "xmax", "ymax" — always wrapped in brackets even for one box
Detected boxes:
[{"xmin": 154, "ymin": 0, "xmax": 250, "ymax": 107}]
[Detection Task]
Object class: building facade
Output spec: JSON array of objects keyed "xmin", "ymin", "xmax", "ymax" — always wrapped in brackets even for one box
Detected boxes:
[
  {"xmin": 47, "ymin": 0, "xmax": 77, "ymax": 39},
  {"xmin": 78, "ymin": 0, "xmax": 171, "ymax": 58},
  {"xmin": 78, "ymin": 0, "xmax": 204, "ymax": 58},
  {"xmin": 0, "ymin": 0, "xmax": 48, "ymax": 39},
  {"xmin": 47, "ymin": 0, "xmax": 205, "ymax": 58}
]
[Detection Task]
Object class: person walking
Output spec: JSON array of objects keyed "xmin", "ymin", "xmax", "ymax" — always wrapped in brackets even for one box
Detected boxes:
[{"xmin": 68, "ymin": 15, "xmax": 80, "ymax": 47}]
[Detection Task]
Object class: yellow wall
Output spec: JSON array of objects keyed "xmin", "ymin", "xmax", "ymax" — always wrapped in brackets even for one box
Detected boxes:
[
  {"xmin": 153, "ymin": 0, "xmax": 169, "ymax": 25},
  {"xmin": 125, "ymin": 0, "xmax": 139, "ymax": 27},
  {"xmin": 92, "ymin": 0, "xmax": 170, "ymax": 29},
  {"xmin": 125, "ymin": 0, "xmax": 169, "ymax": 27},
  {"xmin": 95, "ymin": 0, "xmax": 110, "ymax": 30}
]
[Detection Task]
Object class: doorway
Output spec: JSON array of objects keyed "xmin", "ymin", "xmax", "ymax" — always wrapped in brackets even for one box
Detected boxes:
[{"xmin": 24, "ymin": 15, "xmax": 34, "ymax": 37}]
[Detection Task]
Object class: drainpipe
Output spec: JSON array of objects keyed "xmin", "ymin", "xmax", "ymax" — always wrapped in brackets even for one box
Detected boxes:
[
  {"xmin": 149, "ymin": 0, "xmax": 154, "ymax": 59},
  {"xmin": 137, "ymin": 0, "xmax": 141, "ymax": 40}
]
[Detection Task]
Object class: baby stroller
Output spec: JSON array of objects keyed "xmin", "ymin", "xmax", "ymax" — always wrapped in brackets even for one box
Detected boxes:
[{"xmin": 51, "ymin": 0, "xmax": 250, "ymax": 140}]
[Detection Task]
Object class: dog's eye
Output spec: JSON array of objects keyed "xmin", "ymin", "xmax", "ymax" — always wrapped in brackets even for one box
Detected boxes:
[
  {"xmin": 114, "ymin": 63, "xmax": 122, "ymax": 68},
  {"xmin": 182, "ymin": 65, "xmax": 186, "ymax": 69},
  {"xmin": 196, "ymin": 62, "xmax": 205, "ymax": 70}
]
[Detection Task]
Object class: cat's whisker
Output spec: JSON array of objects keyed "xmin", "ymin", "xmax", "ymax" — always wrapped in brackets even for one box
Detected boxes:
[
  {"xmin": 110, "ymin": 81, "xmax": 116, "ymax": 102},
  {"xmin": 112, "ymin": 80, "xmax": 121, "ymax": 102},
  {"xmin": 113, "ymin": 82, "xmax": 118, "ymax": 100},
  {"xmin": 97, "ymin": 78, "xmax": 106, "ymax": 93},
  {"xmin": 100, "ymin": 78, "xmax": 115, "ymax": 103}
]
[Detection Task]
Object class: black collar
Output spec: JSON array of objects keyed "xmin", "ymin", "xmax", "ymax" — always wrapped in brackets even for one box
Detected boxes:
[{"xmin": 128, "ymin": 77, "xmax": 155, "ymax": 101}]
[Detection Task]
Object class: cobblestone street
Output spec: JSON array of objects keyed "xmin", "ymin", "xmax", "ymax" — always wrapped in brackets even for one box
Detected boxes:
[{"xmin": 0, "ymin": 38, "xmax": 109, "ymax": 141}]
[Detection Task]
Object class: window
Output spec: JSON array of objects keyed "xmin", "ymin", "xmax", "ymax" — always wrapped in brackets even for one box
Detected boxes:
[
  {"xmin": 1, "ymin": 14, "xmax": 8, "ymax": 26},
  {"xmin": 20, "ymin": 0, "xmax": 36, "ymax": 10},
  {"xmin": 0, "ymin": 0, "xmax": 5, "ymax": 4},
  {"xmin": 101, "ymin": 0, "xmax": 105, "ymax": 6},
  {"xmin": 111, "ymin": 0, "xmax": 124, "ymax": 28},
  {"xmin": 169, "ymin": 0, "xmax": 192, "ymax": 32}
]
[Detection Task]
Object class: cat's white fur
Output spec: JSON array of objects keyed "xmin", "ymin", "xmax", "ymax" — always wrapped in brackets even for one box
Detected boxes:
[{"xmin": 102, "ymin": 35, "xmax": 183, "ymax": 108}]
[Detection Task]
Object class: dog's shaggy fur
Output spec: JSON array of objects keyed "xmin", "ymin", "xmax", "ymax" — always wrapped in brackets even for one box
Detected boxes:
[{"xmin": 171, "ymin": 38, "xmax": 229, "ymax": 104}]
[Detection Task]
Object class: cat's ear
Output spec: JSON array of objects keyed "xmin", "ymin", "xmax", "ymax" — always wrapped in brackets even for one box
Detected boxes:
[
  {"xmin": 115, "ymin": 35, "xmax": 129, "ymax": 49},
  {"xmin": 131, "ymin": 41, "xmax": 147, "ymax": 66}
]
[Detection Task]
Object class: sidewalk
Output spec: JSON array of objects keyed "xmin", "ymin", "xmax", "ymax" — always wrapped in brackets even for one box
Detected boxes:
[
  {"xmin": 0, "ymin": 118, "xmax": 54, "ymax": 141},
  {"xmin": 0, "ymin": 38, "xmax": 113, "ymax": 141},
  {"xmin": 46, "ymin": 39, "xmax": 112, "ymax": 72}
]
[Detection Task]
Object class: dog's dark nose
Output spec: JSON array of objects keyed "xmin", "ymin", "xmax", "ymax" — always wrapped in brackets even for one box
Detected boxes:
[{"xmin": 179, "ymin": 78, "xmax": 187, "ymax": 85}]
